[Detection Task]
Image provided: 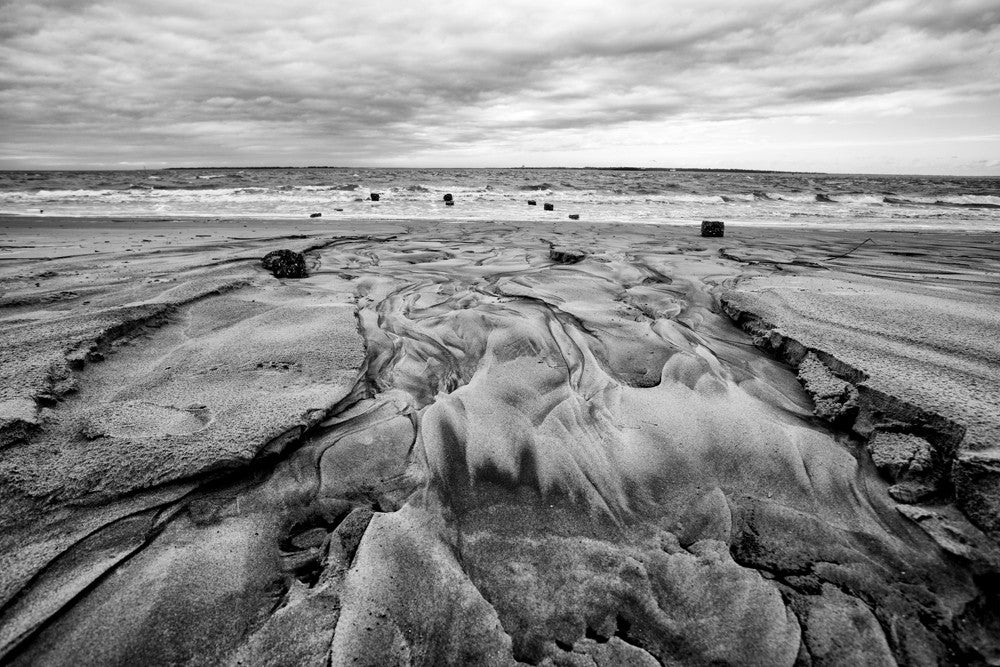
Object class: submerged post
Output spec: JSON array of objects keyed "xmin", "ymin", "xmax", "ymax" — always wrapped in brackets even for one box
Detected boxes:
[{"xmin": 701, "ymin": 220, "xmax": 725, "ymax": 237}]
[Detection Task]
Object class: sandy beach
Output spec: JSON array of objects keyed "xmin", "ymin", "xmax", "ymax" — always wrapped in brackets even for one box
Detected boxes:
[{"xmin": 1, "ymin": 215, "xmax": 998, "ymax": 665}]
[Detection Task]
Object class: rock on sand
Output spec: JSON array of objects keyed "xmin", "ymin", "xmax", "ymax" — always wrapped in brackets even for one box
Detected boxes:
[{"xmin": 262, "ymin": 249, "xmax": 308, "ymax": 278}]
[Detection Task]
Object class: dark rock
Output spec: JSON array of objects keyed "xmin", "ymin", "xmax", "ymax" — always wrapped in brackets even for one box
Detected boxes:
[
  {"xmin": 262, "ymin": 249, "xmax": 308, "ymax": 279},
  {"xmin": 445, "ymin": 201, "xmax": 454, "ymax": 206},
  {"xmin": 815, "ymin": 194, "xmax": 835, "ymax": 203},
  {"xmin": 309, "ymin": 212, "xmax": 322, "ymax": 218},
  {"xmin": 568, "ymin": 214, "xmax": 580, "ymax": 220},
  {"xmin": 544, "ymin": 203, "xmax": 554, "ymax": 211},
  {"xmin": 334, "ymin": 208, "xmax": 343, "ymax": 212},
  {"xmin": 701, "ymin": 220, "xmax": 725, "ymax": 237},
  {"xmin": 443, "ymin": 194, "xmax": 453, "ymax": 202},
  {"xmin": 527, "ymin": 200, "xmax": 537, "ymax": 206},
  {"xmin": 549, "ymin": 247, "xmax": 585, "ymax": 264},
  {"xmin": 370, "ymin": 193, "xmax": 380, "ymax": 202}
]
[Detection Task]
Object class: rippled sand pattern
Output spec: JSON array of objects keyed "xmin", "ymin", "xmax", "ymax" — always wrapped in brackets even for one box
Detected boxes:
[{"xmin": 2, "ymin": 220, "xmax": 996, "ymax": 666}]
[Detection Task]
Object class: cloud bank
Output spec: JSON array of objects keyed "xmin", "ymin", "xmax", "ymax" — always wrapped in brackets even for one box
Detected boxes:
[{"xmin": 1, "ymin": 0, "xmax": 999, "ymax": 172}]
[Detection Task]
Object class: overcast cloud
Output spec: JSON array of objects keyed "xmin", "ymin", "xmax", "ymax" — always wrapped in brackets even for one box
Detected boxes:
[{"xmin": 1, "ymin": 0, "xmax": 999, "ymax": 172}]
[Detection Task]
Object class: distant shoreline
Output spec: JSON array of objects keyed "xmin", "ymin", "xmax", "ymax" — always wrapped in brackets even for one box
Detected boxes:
[{"xmin": 154, "ymin": 166, "xmax": 819, "ymax": 175}]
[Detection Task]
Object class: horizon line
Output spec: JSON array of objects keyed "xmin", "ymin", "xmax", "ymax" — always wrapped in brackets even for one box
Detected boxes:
[{"xmin": 2, "ymin": 165, "xmax": 998, "ymax": 178}]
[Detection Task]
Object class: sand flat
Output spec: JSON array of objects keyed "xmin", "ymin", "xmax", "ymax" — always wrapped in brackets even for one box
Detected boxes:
[
  {"xmin": 1, "ymin": 216, "xmax": 998, "ymax": 665},
  {"xmin": 720, "ymin": 229, "xmax": 1000, "ymax": 539}
]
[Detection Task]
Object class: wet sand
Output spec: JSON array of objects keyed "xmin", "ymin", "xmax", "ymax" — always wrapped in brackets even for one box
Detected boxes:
[{"xmin": 1, "ymin": 216, "xmax": 998, "ymax": 665}]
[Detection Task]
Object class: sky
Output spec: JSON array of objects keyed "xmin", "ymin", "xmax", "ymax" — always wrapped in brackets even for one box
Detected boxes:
[{"xmin": 1, "ymin": 0, "xmax": 999, "ymax": 174}]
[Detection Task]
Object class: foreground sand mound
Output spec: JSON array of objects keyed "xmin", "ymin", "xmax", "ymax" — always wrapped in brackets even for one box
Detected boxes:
[{"xmin": 1, "ymin": 218, "xmax": 997, "ymax": 665}]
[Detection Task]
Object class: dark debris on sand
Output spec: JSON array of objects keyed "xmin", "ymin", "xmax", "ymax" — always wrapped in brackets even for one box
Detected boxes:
[{"xmin": 262, "ymin": 249, "xmax": 308, "ymax": 278}]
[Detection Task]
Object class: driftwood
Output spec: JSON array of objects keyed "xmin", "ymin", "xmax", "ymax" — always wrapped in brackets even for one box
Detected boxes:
[{"xmin": 825, "ymin": 237, "xmax": 874, "ymax": 260}]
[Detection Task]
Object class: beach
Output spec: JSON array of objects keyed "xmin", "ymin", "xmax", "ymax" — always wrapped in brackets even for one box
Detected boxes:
[{"xmin": 1, "ymin": 214, "xmax": 998, "ymax": 665}]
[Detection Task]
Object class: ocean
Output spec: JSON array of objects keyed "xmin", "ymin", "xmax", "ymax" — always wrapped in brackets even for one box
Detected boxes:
[{"xmin": 2, "ymin": 167, "xmax": 999, "ymax": 230}]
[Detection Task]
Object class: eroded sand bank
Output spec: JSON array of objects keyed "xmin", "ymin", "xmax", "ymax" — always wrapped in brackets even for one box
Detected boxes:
[{"xmin": 1, "ymin": 216, "xmax": 997, "ymax": 665}]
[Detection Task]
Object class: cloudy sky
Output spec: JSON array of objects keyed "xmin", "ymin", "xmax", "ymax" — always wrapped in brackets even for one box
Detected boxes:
[{"xmin": 1, "ymin": 0, "xmax": 999, "ymax": 173}]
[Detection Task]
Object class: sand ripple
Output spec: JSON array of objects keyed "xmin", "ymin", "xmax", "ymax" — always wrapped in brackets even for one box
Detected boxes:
[{"xmin": 2, "ymin": 221, "xmax": 996, "ymax": 665}]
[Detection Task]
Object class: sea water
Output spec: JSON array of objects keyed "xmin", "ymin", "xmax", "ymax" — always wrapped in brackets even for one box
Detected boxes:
[{"xmin": 1, "ymin": 167, "xmax": 998, "ymax": 230}]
